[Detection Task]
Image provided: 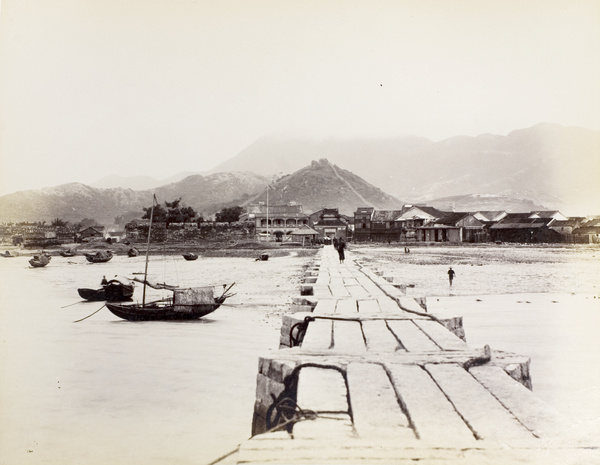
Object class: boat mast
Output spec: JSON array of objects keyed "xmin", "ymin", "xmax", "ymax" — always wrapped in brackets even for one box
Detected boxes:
[{"xmin": 142, "ymin": 194, "xmax": 157, "ymax": 306}]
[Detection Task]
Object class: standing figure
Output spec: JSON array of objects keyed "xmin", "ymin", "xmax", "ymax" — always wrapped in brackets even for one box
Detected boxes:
[
  {"xmin": 447, "ymin": 267, "xmax": 455, "ymax": 286},
  {"xmin": 337, "ymin": 239, "xmax": 346, "ymax": 264},
  {"xmin": 333, "ymin": 237, "xmax": 339, "ymax": 249}
]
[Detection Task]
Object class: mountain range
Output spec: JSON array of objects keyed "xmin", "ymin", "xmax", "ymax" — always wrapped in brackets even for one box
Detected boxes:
[
  {"xmin": 211, "ymin": 123, "xmax": 599, "ymax": 215},
  {"xmin": 0, "ymin": 172, "xmax": 267, "ymax": 224},
  {"xmin": 0, "ymin": 123, "xmax": 597, "ymax": 223}
]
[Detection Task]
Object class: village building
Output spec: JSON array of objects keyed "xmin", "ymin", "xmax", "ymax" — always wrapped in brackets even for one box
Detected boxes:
[
  {"xmin": 489, "ymin": 213, "xmax": 562, "ymax": 243},
  {"xmin": 309, "ymin": 208, "xmax": 351, "ymax": 241},
  {"xmin": 77, "ymin": 226, "xmax": 105, "ymax": 242},
  {"xmin": 353, "ymin": 205, "xmax": 447, "ymax": 242},
  {"xmin": 242, "ymin": 203, "xmax": 310, "ymax": 242},
  {"xmin": 353, "ymin": 207, "xmax": 375, "ymax": 242},
  {"xmin": 289, "ymin": 225, "xmax": 320, "ymax": 245},
  {"xmin": 572, "ymin": 217, "xmax": 600, "ymax": 244},
  {"xmin": 548, "ymin": 217, "xmax": 586, "ymax": 240},
  {"xmin": 369, "ymin": 209, "xmax": 405, "ymax": 242},
  {"xmin": 104, "ymin": 227, "xmax": 127, "ymax": 243},
  {"xmin": 416, "ymin": 212, "xmax": 487, "ymax": 242},
  {"xmin": 395, "ymin": 206, "xmax": 447, "ymax": 240}
]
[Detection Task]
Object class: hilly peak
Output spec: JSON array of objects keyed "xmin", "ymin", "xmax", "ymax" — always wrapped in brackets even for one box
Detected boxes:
[{"xmin": 246, "ymin": 158, "xmax": 403, "ymax": 215}]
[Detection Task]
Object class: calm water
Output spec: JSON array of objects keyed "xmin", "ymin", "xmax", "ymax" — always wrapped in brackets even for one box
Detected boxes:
[{"xmin": 0, "ymin": 252, "xmax": 311, "ymax": 465}]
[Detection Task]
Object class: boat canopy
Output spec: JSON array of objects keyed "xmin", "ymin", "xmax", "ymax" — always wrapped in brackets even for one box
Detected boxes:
[{"xmin": 173, "ymin": 287, "xmax": 215, "ymax": 313}]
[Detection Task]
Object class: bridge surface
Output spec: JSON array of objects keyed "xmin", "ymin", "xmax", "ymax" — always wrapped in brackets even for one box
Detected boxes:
[{"xmin": 229, "ymin": 245, "xmax": 594, "ymax": 464}]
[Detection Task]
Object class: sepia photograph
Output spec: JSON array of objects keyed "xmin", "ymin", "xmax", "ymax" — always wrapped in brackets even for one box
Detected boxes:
[{"xmin": 0, "ymin": 1, "xmax": 598, "ymax": 464}]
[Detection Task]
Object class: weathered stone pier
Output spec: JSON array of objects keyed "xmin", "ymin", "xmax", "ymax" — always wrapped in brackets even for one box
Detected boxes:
[{"xmin": 227, "ymin": 246, "xmax": 594, "ymax": 464}]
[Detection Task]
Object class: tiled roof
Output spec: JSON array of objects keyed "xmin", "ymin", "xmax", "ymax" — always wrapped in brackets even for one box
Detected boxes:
[
  {"xmin": 490, "ymin": 217, "xmax": 552, "ymax": 229},
  {"xmin": 530, "ymin": 211, "xmax": 560, "ymax": 218},
  {"xmin": 290, "ymin": 225, "xmax": 319, "ymax": 235},
  {"xmin": 435, "ymin": 212, "xmax": 469, "ymax": 225},
  {"xmin": 474, "ymin": 211, "xmax": 506, "ymax": 221},
  {"xmin": 372, "ymin": 210, "xmax": 405, "ymax": 222},
  {"xmin": 416, "ymin": 206, "xmax": 448, "ymax": 217}
]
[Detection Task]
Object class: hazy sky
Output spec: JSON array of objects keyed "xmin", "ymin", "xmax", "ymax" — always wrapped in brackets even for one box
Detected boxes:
[{"xmin": 0, "ymin": 0, "xmax": 599, "ymax": 195}]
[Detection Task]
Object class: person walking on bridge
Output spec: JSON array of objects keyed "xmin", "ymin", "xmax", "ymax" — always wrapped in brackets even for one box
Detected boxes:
[{"xmin": 337, "ymin": 238, "xmax": 346, "ymax": 264}]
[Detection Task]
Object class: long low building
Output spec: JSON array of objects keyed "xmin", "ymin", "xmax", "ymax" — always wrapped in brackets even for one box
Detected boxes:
[{"xmin": 353, "ymin": 206, "xmax": 595, "ymax": 244}]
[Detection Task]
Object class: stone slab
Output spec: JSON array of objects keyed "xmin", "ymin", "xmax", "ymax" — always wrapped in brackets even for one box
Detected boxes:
[
  {"xmin": 386, "ymin": 320, "xmax": 441, "ymax": 352},
  {"xmin": 425, "ymin": 363, "xmax": 534, "ymax": 441},
  {"xmin": 347, "ymin": 362, "xmax": 414, "ymax": 441}
]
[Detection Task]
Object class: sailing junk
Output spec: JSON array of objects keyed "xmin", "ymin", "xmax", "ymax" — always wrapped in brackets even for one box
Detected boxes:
[
  {"xmin": 103, "ymin": 194, "xmax": 233, "ymax": 321},
  {"xmin": 105, "ymin": 284, "xmax": 233, "ymax": 321}
]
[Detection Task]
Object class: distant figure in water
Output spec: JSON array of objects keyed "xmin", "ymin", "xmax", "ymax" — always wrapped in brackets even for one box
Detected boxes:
[
  {"xmin": 337, "ymin": 239, "xmax": 346, "ymax": 264},
  {"xmin": 101, "ymin": 275, "xmax": 108, "ymax": 286},
  {"xmin": 405, "ymin": 247, "xmax": 410, "ymax": 253},
  {"xmin": 448, "ymin": 267, "xmax": 455, "ymax": 286}
]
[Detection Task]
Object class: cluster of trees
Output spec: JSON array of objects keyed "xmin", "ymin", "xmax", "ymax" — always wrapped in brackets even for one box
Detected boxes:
[
  {"xmin": 141, "ymin": 199, "xmax": 244, "ymax": 227},
  {"xmin": 215, "ymin": 206, "xmax": 244, "ymax": 223},
  {"xmin": 142, "ymin": 198, "xmax": 201, "ymax": 228}
]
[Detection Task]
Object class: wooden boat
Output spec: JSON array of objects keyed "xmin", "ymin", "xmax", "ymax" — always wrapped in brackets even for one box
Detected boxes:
[
  {"xmin": 256, "ymin": 252, "xmax": 269, "ymax": 261},
  {"xmin": 29, "ymin": 253, "xmax": 51, "ymax": 267},
  {"xmin": 78, "ymin": 279, "xmax": 135, "ymax": 302},
  {"xmin": 60, "ymin": 248, "xmax": 76, "ymax": 257},
  {"xmin": 106, "ymin": 282, "xmax": 233, "ymax": 321},
  {"xmin": 128, "ymin": 247, "xmax": 139, "ymax": 257},
  {"xmin": 105, "ymin": 195, "xmax": 234, "ymax": 321},
  {"xmin": 1, "ymin": 251, "xmax": 13, "ymax": 258},
  {"xmin": 182, "ymin": 252, "xmax": 198, "ymax": 261},
  {"xmin": 84, "ymin": 250, "xmax": 113, "ymax": 263}
]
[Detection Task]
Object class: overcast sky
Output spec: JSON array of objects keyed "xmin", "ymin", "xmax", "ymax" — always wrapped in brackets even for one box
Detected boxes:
[{"xmin": 0, "ymin": 0, "xmax": 598, "ymax": 195}]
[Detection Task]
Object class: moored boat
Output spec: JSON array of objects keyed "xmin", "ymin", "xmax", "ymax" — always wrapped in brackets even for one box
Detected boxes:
[
  {"xmin": 29, "ymin": 253, "xmax": 51, "ymax": 267},
  {"xmin": 105, "ymin": 283, "xmax": 233, "ymax": 321},
  {"xmin": 182, "ymin": 252, "xmax": 198, "ymax": 261},
  {"xmin": 128, "ymin": 247, "xmax": 139, "ymax": 257},
  {"xmin": 105, "ymin": 195, "xmax": 233, "ymax": 321},
  {"xmin": 60, "ymin": 248, "xmax": 76, "ymax": 257},
  {"xmin": 78, "ymin": 278, "xmax": 135, "ymax": 302},
  {"xmin": 84, "ymin": 250, "xmax": 113, "ymax": 263}
]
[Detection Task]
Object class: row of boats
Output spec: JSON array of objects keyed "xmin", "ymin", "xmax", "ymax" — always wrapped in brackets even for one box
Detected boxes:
[
  {"xmin": 8, "ymin": 196, "xmax": 238, "ymax": 322},
  {"xmin": 22, "ymin": 249, "xmax": 199, "ymax": 267}
]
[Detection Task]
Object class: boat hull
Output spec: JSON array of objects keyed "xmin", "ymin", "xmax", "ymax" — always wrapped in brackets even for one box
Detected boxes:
[
  {"xmin": 182, "ymin": 253, "xmax": 198, "ymax": 261},
  {"xmin": 85, "ymin": 252, "xmax": 113, "ymax": 263},
  {"xmin": 29, "ymin": 254, "xmax": 51, "ymax": 267},
  {"xmin": 105, "ymin": 300, "xmax": 223, "ymax": 321}
]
